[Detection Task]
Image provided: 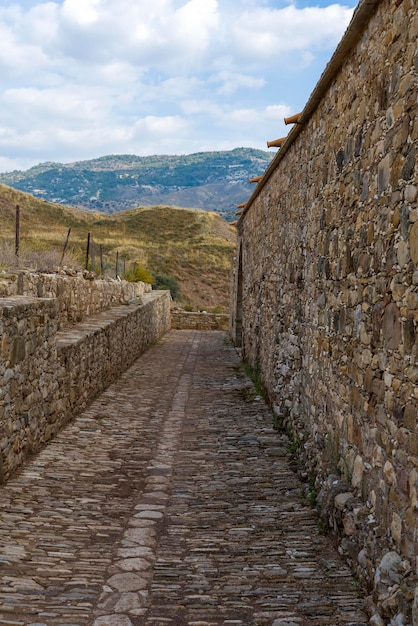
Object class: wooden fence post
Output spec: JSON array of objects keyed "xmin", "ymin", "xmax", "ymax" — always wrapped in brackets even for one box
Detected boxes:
[
  {"xmin": 60, "ymin": 228, "xmax": 71, "ymax": 269},
  {"xmin": 15, "ymin": 205, "xmax": 20, "ymax": 266},
  {"xmin": 91, "ymin": 238, "xmax": 96, "ymax": 273},
  {"xmin": 85, "ymin": 232, "xmax": 91, "ymax": 270}
]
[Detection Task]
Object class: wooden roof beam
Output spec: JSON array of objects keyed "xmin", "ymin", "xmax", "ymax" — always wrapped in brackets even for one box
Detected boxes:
[
  {"xmin": 267, "ymin": 137, "xmax": 287, "ymax": 149},
  {"xmin": 284, "ymin": 112, "xmax": 302, "ymax": 125}
]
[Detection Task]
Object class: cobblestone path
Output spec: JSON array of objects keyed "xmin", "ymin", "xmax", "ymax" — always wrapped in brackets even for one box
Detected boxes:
[{"xmin": 0, "ymin": 331, "xmax": 367, "ymax": 626}]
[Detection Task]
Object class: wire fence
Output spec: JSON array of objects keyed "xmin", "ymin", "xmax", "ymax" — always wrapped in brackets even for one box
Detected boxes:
[{"xmin": 1, "ymin": 204, "xmax": 139, "ymax": 281}]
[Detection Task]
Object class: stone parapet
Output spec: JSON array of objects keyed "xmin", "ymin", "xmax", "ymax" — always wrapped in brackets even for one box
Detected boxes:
[
  {"xmin": 0, "ymin": 290, "xmax": 170, "ymax": 482},
  {"xmin": 57, "ymin": 291, "xmax": 171, "ymax": 417},
  {"xmin": 0, "ymin": 296, "xmax": 60, "ymax": 480},
  {"xmin": 231, "ymin": 0, "xmax": 417, "ymax": 622},
  {"xmin": 0, "ymin": 270, "xmax": 151, "ymax": 328},
  {"xmin": 171, "ymin": 310, "xmax": 229, "ymax": 331}
]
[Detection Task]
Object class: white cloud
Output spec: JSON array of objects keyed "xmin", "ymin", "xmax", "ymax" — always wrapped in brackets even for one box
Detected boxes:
[
  {"xmin": 218, "ymin": 103, "xmax": 293, "ymax": 154},
  {"xmin": 230, "ymin": 4, "xmax": 354, "ymax": 63},
  {"xmin": 158, "ymin": 76, "xmax": 205, "ymax": 100},
  {"xmin": 132, "ymin": 115, "xmax": 189, "ymax": 139},
  {"xmin": 0, "ymin": 126, "xmax": 48, "ymax": 154},
  {"xmin": 45, "ymin": 0, "xmax": 221, "ymax": 70},
  {"xmin": 0, "ymin": 155, "xmax": 24, "ymax": 171},
  {"xmin": 0, "ymin": 0, "xmax": 357, "ymax": 170},
  {"xmin": 179, "ymin": 99, "xmax": 224, "ymax": 118},
  {"xmin": 21, "ymin": 2, "xmax": 59, "ymax": 43},
  {"xmin": 212, "ymin": 71, "xmax": 266, "ymax": 95},
  {"xmin": 98, "ymin": 62, "xmax": 141, "ymax": 87},
  {"xmin": 2, "ymin": 86, "xmax": 110, "ymax": 125},
  {"xmin": 0, "ymin": 22, "xmax": 50, "ymax": 78},
  {"xmin": 171, "ymin": 0, "xmax": 219, "ymax": 52},
  {"xmin": 62, "ymin": 0, "xmax": 101, "ymax": 25}
]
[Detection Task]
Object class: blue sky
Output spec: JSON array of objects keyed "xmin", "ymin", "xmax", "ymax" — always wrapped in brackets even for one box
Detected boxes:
[{"xmin": 0, "ymin": 0, "xmax": 358, "ymax": 172}]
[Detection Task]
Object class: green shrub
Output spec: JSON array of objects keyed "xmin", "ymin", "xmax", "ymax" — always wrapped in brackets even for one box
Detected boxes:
[
  {"xmin": 153, "ymin": 274, "xmax": 180, "ymax": 299},
  {"xmin": 125, "ymin": 264, "xmax": 155, "ymax": 284}
]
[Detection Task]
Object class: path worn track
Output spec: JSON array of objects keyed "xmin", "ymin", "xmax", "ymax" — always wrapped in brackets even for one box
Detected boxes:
[{"xmin": 0, "ymin": 331, "xmax": 367, "ymax": 626}]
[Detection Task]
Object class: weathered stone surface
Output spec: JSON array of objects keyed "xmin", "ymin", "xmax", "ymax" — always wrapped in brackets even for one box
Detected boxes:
[
  {"xmin": 94, "ymin": 616, "xmax": 133, "ymax": 626},
  {"xmin": 1, "ymin": 269, "xmax": 151, "ymax": 327},
  {"xmin": 335, "ymin": 492, "xmax": 354, "ymax": 510},
  {"xmin": 409, "ymin": 221, "xmax": 418, "ymax": 265},
  {"xmin": 107, "ymin": 574, "xmax": 148, "ymax": 592},
  {"xmin": 351, "ymin": 455, "xmax": 364, "ymax": 488},
  {"xmin": 115, "ymin": 558, "xmax": 152, "ymax": 572},
  {"xmin": 0, "ymin": 284, "xmax": 170, "ymax": 481},
  {"xmin": 405, "ymin": 184, "xmax": 418, "ymax": 204},
  {"xmin": 171, "ymin": 310, "xmax": 229, "ymax": 330},
  {"xmin": 0, "ymin": 331, "xmax": 367, "ymax": 625},
  {"xmin": 382, "ymin": 303, "xmax": 402, "ymax": 349},
  {"xmin": 230, "ymin": 0, "xmax": 418, "ymax": 623}
]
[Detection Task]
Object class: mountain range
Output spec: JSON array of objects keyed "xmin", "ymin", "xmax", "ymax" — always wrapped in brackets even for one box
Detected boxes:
[{"xmin": 0, "ymin": 148, "xmax": 272, "ymax": 219}]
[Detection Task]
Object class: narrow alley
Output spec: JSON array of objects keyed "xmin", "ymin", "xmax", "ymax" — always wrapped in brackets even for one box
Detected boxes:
[{"xmin": 0, "ymin": 331, "xmax": 367, "ymax": 626}]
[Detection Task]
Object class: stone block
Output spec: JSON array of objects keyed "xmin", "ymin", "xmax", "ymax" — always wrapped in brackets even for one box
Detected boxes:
[
  {"xmin": 351, "ymin": 455, "xmax": 364, "ymax": 489},
  {"xmin": 382, "ymin": 303, "xmax": 402, "ymax": 349},
  {"xmin": 378, "ymin": 153, "xmax": 391, "ymax": 193},
  {"xmin": 405, "ymin": 185, "xmax": 417, "ymax": 204},
  {"xmin": 404, "ymin": 404, "xmax": 417, "ymax": 431}
]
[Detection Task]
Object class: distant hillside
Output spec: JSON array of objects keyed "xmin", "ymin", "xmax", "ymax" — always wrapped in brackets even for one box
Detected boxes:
[
  {"xmin": 0, "ymin": 148, "xmax": 272, "ymax": 219},
  {"xmin": 0, "ymin": 183, "xmax": 236, "ymax": 312}
]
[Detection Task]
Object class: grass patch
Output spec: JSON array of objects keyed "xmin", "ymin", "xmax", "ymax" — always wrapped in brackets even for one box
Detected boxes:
[
  {"xmin": 0, "ymin": 184, "xmax": 235, "ymax": 311},
  {"xmin": 287, "ymin": 431, "xmax": 302, "ymax": 457},
  {"xmin": 241, "ymin": 360, "xmax": 267, "ymax": 402}
]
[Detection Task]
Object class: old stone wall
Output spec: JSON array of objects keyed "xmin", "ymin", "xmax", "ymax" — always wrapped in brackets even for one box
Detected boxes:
[
  {"xmin": 0, "ymin": 270, "xmax": 151, "ymax": 328},
  {"xmin": 171, "ymin": 310, "xmax": 229, "ymax": 331},
  {"xmin": 231, "ymin": 0, "xmax": 418, "ymax": 622},
  {"xmin": 0, "ymin": 296, "xmax": 60, "ymax": 481},
  {"xmin": 57, "ymin": 291, "xmax": 171, "ymax": 419},
  {"xmin": 0, "ymin": 289, "xmax": 171, "ymax": 483}
]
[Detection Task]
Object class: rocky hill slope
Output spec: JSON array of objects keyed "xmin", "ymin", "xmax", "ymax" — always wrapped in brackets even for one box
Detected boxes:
[
  {"xmin": 0, "ymin": 148, "xmax": 272, "ymax": 219},
  {"xmin": 0, "ymin": 183, "xmax": 236, "ymax": 312}
]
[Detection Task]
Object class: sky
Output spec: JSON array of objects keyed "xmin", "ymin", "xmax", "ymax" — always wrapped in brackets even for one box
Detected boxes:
[{"xmin": 0, "ymin": 0, "xmax": 358, "ymax": 173}]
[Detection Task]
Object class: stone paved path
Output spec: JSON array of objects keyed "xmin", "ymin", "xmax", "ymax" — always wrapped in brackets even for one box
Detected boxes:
[{"xmin": 0, "ymin": 331, "xmax": 368, "ymax": 626}]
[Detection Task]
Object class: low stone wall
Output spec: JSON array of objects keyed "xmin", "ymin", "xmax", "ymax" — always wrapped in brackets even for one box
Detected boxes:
[
  {"xmin": 0, "ymin": 270, "xmax": 151, "ymax": 328},
  {"xmin": 171, "ymin": 310, "xmax": 229, "ymax": 331},
  {"xmin": 0, "ymin": 290, "xmax": 170, "ymax": 482},
  {"xmin": 0, "ymin": 296, "xmax": 60, "ymax": 481},
  {"xmin": 57, "ymin": 291, "xmax": 171, "ymax": 418}
]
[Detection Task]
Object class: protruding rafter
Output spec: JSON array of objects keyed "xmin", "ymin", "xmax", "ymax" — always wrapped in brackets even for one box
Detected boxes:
[
  {"xmin": 267, "ymin": 137, "xmax": 286, "ymax": 149},
  {"xmin": 284, "ymin": 112, "xmax": 301, "ymax": 125}
]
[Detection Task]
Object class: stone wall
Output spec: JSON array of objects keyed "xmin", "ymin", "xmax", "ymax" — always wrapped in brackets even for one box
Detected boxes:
[
  {"xmin": 57, "ymin": 291, "xmax": 171, "ymax": 418},
  {"xmin": 0, "ymin": 296, "xmax": 60, "ymax": 481},
  {"xmin": 0, "ymin": 289, "xmax": 171, "ymax": 483},
  {"xmin": 231, "ymin": 0, "xmax": 418, "ymax": 622},
  {"xmin": 0, "ymin": 270, "xmax": 151, "ymax": 328},
  {"xmin": 171, "ymin": 310, "xmax": 229, "ymax": 331}
]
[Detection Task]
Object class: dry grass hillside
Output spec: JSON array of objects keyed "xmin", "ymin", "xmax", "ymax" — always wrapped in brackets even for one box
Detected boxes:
[{"xmin": 0, "ymin": 183, "xmax": 236, "ymax": 312}]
